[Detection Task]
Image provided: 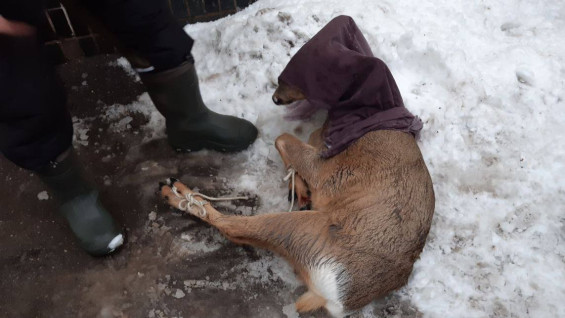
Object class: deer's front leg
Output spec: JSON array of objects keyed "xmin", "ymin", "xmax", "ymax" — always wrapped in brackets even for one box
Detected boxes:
[
  {"xmin": 287, "ymin": 173, "xmax": 311, "ymax": 211},
  {"xmin": 275, "ymin": 133, "xmax": 324, "ymax": 209}
]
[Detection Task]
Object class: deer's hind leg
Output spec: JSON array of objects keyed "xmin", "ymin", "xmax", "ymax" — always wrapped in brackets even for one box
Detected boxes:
[{"xmin": 159, "ymin": 178, "xmax": 345, "ymax": 317}]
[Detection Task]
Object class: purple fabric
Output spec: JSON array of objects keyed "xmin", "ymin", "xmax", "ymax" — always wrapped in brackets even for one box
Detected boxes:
[{"xmin": 279, "ymin": 15, "xmax": 423, "ymax": 158}]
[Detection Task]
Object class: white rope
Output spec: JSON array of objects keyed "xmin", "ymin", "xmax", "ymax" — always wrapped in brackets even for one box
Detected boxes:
[
  {"xmin": 171, "ymin": 185, "xmax": 248, "ymax": 218},
  {"xmin": 283, "ymin": 167, "xmax": 296, "ymax": 212}
]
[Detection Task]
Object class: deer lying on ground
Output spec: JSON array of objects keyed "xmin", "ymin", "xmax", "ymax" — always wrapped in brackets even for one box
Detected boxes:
[
  {"xmin": 159, "ymin": 122, "xmax": 434, "ymax": 317},
  {"xmin": 159, "ymin": 15, "xmax": 435, "ymax": 318}
]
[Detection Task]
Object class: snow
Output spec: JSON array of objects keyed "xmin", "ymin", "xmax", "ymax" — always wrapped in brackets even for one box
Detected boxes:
[
  {"xmin": 102, "ymin": 94, "xmax": 165, "ymax": 141},
  {"xmin": 282, "ymin": 303, "xmax": 300, "ymax": 318},
  {"xmin": 109, "ymin": 57, "xmax": 141, "ymax": 82},
  {"xmin": 172, "ymin": 289, "xmax": 185, "ymax": 299},
  {"xmin": 72, "ymin": 116, "xmax": 91, "ymax": 147},
  {"xmin": 37, "ymin": 191, "xmax": 49, "ymax": 200},
  {"xmin": 110, "ymin": 0, "xmax": 563, "ymax": 316}
]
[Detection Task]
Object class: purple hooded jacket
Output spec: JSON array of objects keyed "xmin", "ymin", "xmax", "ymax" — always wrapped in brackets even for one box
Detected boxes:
[{"xmin": 279, "ymin": 15, "xmax": 423, "ymax": 158}]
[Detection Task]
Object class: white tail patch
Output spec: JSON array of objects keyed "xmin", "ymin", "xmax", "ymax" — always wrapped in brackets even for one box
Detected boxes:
[{"xmin": 309, "ymin": 260, "xmax": 348, "ymax": 317}]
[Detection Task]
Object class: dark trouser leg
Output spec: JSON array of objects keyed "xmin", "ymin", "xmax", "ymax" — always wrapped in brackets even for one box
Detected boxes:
[
  {"xmin": 0, "ymin": 2, "xmax": 123, "ymax": 256},
  {"xmin": 0, "ymin": 34, "xmax": 123, "ymax": 256},
  {"xmin": 81, "ymin": 0, "xmax": 194, "ymax": 71},
  {"xmin": 1, "ymin": 0, "xmax": 72, "ymax": 170},
  {"xmin": 0, "ymin": 36, "xmax": 73, "ymax": 171}
]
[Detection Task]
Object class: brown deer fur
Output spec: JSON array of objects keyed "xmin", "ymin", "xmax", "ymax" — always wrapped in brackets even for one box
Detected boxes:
[{"xmin": 160, "ymin": 81, "xmax": 434, "ymax": 317}]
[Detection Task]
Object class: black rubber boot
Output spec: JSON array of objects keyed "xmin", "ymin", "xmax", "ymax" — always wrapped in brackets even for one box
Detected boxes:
[
  {"xmin": 37, "ymin": 149, "xmax": 123, "ymax": 256},
  {"xmin": 139, "ymin": 62, "xmax": 258, "ymax": 152}
]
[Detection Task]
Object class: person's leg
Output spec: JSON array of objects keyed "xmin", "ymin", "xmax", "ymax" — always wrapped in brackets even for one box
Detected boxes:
[
  {"xmin": 80, "ymin": 0, "xmax": 193, "ymax": 71},
  {"xmin": 0, "ymin": 2, "xmax": 71, "ymax": 170},
  {"xmin": 0, "ymin": 2, "xmax": 123, "ymax": 256},
  {"xmin": 82, "ymin": 0, "xmax": 258, "ymax": 152}
]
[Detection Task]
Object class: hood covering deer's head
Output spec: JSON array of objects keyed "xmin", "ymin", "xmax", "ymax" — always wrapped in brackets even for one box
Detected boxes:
[{"xmin": 275, "ymin": 15, "xmax": 423, "ymax": 158}]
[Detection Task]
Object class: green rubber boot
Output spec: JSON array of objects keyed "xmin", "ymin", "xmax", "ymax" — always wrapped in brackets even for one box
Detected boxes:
[
  {"xmin": 139, "ymin": 62, "xmax": 258, "ymax": 152},
  {"xmin": 38, "ymin": 149, "xmax": 123, "ymax": 256}
]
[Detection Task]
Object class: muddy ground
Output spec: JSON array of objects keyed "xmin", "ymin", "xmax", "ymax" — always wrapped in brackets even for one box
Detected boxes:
[{"xmin": 0, "ymin": 55, "xmax": 420, "ymax": 318}]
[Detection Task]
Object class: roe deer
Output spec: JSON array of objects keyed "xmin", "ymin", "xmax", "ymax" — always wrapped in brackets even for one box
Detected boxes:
[
  {"xmin": 160, "ymin": 15, "xmax": 435, "ymax": 317},
  {"xmin": 159, "ymin": 103, "xmax": 434, "ymax": 317}
]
